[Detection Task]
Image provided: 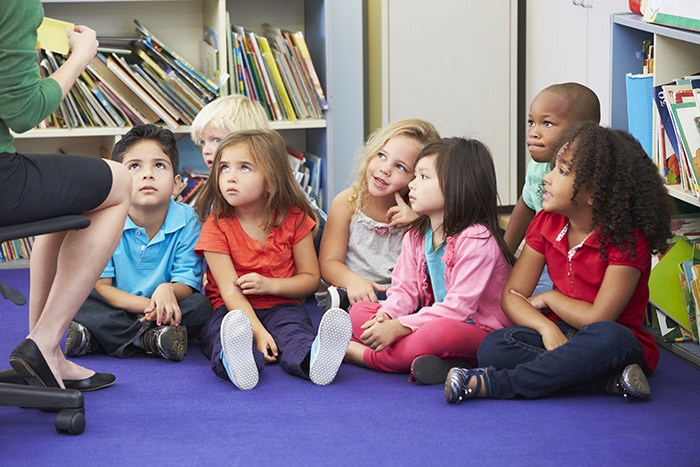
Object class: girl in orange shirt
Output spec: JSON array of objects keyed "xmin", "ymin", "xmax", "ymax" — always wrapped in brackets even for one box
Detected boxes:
[{"xmin": 194, "ymin": 130, "xmax": 351, "ymax": 390}]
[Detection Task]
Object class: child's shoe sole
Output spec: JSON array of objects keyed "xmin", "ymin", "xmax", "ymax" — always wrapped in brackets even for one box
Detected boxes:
[
  {"xmin": 309, "ymin": 308, "xmax": 352, "ymax": 385},
  {"xmin": 411, "ymin": 355, "xmax": 472, "ymax": 385},
  {"xmin": 620, "ymin": 363, "xmax": 650, "ymax": 400},
  {"xmin": 220, "ymin": 311, "xmax": 259, "ymax": 390}
]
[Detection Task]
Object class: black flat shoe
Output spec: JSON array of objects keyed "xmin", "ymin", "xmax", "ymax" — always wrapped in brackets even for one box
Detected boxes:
[
  {"xmin": 63, "ymin": 372, "xmax": 116, "ymax": 392},
  {"xmin": 9, "ymin": 339, "xmax": 60, "ymax": 388},
  {"xmin": 411, "ymin": 355, "xmax": 472, "ymax": 385}
]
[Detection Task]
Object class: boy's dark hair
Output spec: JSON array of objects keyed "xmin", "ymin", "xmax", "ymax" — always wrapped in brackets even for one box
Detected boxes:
[
  {"xmin": 411, "ymin": 137, "xmax": 516, "ymax": 265},
  {"xmin": 543, "ymin": 82, "xmax": 601, "ymax": 124},
  {"xmin": 112, "ymin": 123, "xmax": 179, "ymax": 171},
  {"xmin": 553, "ymin": 122, "xmax": 672, "ymax": 256}
]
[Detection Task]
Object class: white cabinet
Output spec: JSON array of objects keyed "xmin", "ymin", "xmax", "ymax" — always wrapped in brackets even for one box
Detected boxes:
[
  {"xmin": 525, "ymin": 0, "xmax": 630, "ymax": 127},
  {"xmin": 368, "ymin": 0, "xmax": 519, "ymax": 206},
  {"xmin": 15, "ymin": 0, "xmax": 364, "ymax": 201}
]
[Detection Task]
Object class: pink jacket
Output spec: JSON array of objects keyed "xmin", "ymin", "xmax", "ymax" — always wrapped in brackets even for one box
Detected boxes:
[{"xmin": 381, "ymin": 224, "xmax": 513, "ymax": 332}]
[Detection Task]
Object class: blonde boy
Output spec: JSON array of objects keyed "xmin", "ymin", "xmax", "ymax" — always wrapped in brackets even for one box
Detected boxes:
[{"xmin": 191, "ymin": 94, "xmax": 269, "ymax": 170}]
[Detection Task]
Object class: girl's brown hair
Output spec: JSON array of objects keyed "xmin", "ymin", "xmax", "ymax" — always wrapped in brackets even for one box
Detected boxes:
[{"xmin": 195, "ymin": 129, "xmax": 315, "ymax": 228}]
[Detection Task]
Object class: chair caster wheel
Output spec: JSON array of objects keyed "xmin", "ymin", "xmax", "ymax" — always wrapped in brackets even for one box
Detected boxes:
[{"xmin": 56, "ymin": 408, "xmax": 85, "ymax": 435}]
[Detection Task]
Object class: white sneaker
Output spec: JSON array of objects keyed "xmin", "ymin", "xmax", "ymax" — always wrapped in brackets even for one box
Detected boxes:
[
  {"xmin": 220, "ymin": 311, "xmax": 259, "ymax": 390},
  {"xmin": 309, "ymin": 308, "xmax": 352, "ymax": 385}
]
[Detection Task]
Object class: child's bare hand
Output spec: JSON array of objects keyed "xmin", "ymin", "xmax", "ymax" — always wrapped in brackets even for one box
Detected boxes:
[
  {"xmin": 360, "ymin": 310, "xmax": 388, "ymax": 330},
  {"xmin": 386, "ymin": 192, "xmax": 419, "ymax": 228},
  {"xmin": 140, "ymin": 284, "xmax": 181, "ymax": 325},
  {"xmin": 254, "ymin": 330, "xmax": 278, "ymax": 362},
  {"xmin": 347, "ymin": 278, "xmax": 385, "ymax": 304},
  {"xmin": 509, "ymin": 289, "xmax": 551, "ymax": 315},
  {"xmin": 236, "ymin": 273, "xmax": 270, "ymax": 295},
  {"xmin": 541, "ymin": 327, "xmax": 568, "ymax": 351},
  {"xmin": 360, "ymin": 318, "xmax": 410, "ymax": 351}
]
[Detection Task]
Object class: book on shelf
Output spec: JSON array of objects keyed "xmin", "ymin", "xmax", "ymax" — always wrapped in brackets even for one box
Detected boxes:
[
  {"xmin": 650, "ymin": 239, "xmax": 695, "ymax": 335},
  {"xmin": 256, "ymin": 35, "xmax": 297, "ymax": 121},
  {"xmin": 105, "ymin": 54, "xmax": 179, "ymax": 129},
  {"xmin": 289, "ymin": 30, "xmax": 328, "ymax": 111},
  {"xmin": 625, "ymin": 73, "xmax": 654, "ymax": 158}
]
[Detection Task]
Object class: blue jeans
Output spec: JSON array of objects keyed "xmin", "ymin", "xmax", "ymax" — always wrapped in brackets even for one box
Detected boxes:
[
  {"xmin": 477, "ymin": 320, "xmax": 646, "ymax": 399},
  {"xmin": 532, "ymin": 264, "xmax": 553, "ymax": 296}
]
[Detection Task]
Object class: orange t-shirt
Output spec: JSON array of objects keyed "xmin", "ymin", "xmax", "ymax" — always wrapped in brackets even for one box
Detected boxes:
[{"xmin": 195, "ymin": 209, "xmax": 315, "ymax": 310}]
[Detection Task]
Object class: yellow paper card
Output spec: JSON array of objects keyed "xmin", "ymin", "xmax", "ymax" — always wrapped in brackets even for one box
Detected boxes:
[{"xmin": 36, "ymin": 17, "xmax": 74, "ymax": 55}]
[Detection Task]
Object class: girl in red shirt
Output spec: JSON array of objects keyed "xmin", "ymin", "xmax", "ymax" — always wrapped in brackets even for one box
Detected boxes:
[
  {"xmin": 194, "ymin": 130, "xmax": 351, "ymax": 390},
  {"xmin": 445, "ymin": 122, "xmax": 672, "ymax": 403}
]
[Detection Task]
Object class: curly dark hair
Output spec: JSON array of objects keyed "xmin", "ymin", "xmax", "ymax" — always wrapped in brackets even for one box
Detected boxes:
[{"xmin": 552, "ymin": 122, "xmax": 672, "ymax": 257}]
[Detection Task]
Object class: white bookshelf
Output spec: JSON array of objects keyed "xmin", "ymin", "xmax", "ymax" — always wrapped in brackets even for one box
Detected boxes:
[
  {"xmin": 611, "ymin": 13, "xmax": 700, "ymax": 367},
  {"xmin": 5, "ymin": 0, "xmax": 364, "ymax": 269},
  {"xmin": 18, "ymin": 0, "xmax": 362, "ymax": 198}
]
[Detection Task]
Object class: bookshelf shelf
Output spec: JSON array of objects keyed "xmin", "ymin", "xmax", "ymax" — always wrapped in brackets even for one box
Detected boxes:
[
  {"xmin": 24, "ymin": 0, "xmax": 362, "ymax": 199},
  {"xmin": 7, "ymin": 0, "xmax": 363, "ymax": 269},
  {"xmin": 612, "ymin": 13, "xmax": 700, "ymax": 368}
]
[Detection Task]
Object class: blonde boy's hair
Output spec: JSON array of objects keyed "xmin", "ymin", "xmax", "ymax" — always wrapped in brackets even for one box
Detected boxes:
[
  {"xmin": 190, "ymin": 94, "xmax": 270, "ymax": 142},
  {"xmin": 348, "ymin": 118, "xmax": 440, "ymax": 214}
]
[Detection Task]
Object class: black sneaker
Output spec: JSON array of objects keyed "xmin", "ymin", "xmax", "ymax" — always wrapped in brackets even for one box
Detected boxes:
[
  {"xmin": 612, "ymin": 364, "xmax": 651, "ymax": 400},
  {"xmin": 64, "ymin": 321, "xmax": 99, "ymax": 357},
  {"xmin": 325, "ymin": 286, "xmax": 350, "ymax": 312},
  {"xmin": 411, "ymin": 355, "xmax": 472, "ymax": 385},
  {"xmin": 141, "ymin": 325, "xmax": 187, "ymax": 362}
]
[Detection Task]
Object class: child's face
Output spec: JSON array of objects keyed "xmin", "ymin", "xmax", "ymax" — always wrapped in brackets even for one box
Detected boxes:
[
  {"xmin": 197, "ymin": 124, "xmax": 230, "ymax": 170},
  {"xmin": 527, "ymin": 91, "xmax": 573, "ymax": 163},
  {"xmin": 408, "ymin": 154, "xmax": 444, "ymax": 220},
  {"xmin": 366, "ymin": 135, "xmax": 421, "ymax": 199},
  {"xmin": 217, "ymin": 145, "xmax": 267, "ymax": 211},
  {"xmin": 123, "ymin": 141, "xmax": 180, "ymax": 211},
  {"xmin": 542, "ymin": 145, "xmax": 590, "ymax": 214}
]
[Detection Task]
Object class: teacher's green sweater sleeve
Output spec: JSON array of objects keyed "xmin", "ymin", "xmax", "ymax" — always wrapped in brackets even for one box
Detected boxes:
[{"xmin": 0, "ymin": 0, "xmax": 62, "ymax": 153}]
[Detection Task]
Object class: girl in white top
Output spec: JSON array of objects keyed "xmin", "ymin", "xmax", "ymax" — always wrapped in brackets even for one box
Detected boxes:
[{"xmin": 319, "ymin": 119, "xmax": 439, "ymax": 307}]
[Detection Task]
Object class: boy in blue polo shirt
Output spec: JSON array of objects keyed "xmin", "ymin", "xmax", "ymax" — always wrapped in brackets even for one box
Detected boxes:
[{"xmin": 65, "ymin": 124, "xmax": 211, "ymax": 362}]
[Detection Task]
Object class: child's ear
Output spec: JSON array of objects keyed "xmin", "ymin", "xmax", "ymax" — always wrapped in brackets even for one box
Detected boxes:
[{"xmin": 171, "ymin": 174, "xmax": 183, "ymax": 197}]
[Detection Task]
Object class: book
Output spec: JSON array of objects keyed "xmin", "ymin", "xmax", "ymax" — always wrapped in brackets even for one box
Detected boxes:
[
  {"xmin": 36, "ymin": 17, "xmax": 73, "ymax": 55},
  {"xmin": 625, "ymin": 73, "xmax": 654, "ymax": 158},
  {"xmin": 290, "ymin": 31, "xmax": 328, "ymax": 110},
  {"xmin": 244, "ymin": 29, "xmax": 282, "ymax": 120},
  {"xmin": 650, "ymin": 239, "xmax": 694, "ymax": 333},
  {"xmin": 88, "ymin": 55, "xmax": 158, "ymax": 123},
  {"xmin": 106, "ymin": 55, "xmax": 179, "ymax": 128},
  {"xmin": 669, "ymin": 101, "xmax": 700, "ymax": 191}
]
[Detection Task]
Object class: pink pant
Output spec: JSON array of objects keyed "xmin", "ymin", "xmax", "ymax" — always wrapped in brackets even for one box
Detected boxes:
[{"xmin": 349, "ymin": 301, "xmax": 489, "ymax": 373}]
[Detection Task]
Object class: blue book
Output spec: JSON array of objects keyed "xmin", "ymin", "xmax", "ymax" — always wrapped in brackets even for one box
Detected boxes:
[{"xmin": 626, "ymin": 73, "xmax": 654, "ymax": 158}]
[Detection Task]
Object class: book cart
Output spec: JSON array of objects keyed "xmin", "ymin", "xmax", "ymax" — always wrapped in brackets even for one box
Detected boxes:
[{"xmin": 611, "ymin": 12, "xmax": 700, "ymax": 368}]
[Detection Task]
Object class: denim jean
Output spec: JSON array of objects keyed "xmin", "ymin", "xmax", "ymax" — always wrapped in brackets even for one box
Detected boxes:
[
  {"xmin": 74, "ymin": 289, "xmax": 211, "ymax": 357},
  {"xmin": 532, "ymin": 264, "xmax": 553, "ymax": 296},
  {"xmin": 477, "ymin": 320, "xmax": 645, "ymax": 399}
]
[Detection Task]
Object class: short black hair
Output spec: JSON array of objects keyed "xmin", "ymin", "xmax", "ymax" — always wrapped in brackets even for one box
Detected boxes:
[{"xmin": 112, "ymin": 124, "xmax": 179, "ymax": 171}]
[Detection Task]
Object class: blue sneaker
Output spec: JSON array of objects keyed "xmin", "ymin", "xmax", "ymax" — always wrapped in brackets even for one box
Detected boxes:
[
  {"xmin": 220, "ymin": 311, "xmax": 259, "ymax": 390},
  {"xmin": 309, "ymin": 308, "xmax": 352, "ymax": 385}
]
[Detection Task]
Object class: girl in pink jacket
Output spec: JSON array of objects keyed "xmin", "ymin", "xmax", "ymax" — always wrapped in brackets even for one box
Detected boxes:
[{"xmin": 345, "ymin": 137, "xmax": 515, "ymax": 383}]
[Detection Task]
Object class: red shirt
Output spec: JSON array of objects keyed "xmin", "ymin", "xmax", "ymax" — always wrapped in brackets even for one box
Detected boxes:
[
  {"xmin": 195, "ymin": 209, "xmax": 315, "ymax": 310},
  {"xmin": 526, "ymin": 211, "xmax": 659, "ymax": 372}
]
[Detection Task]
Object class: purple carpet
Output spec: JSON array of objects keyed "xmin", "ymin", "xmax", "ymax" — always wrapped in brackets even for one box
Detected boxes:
[{"xmin": 1, "ymin": 268, "xmax": 699, "ymax": 465}]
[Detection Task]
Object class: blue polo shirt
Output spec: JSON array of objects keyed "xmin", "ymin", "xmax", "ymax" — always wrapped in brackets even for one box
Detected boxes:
[{"xmin": 101, "ymin": 199, "xmax": 203, "ymax": 297}]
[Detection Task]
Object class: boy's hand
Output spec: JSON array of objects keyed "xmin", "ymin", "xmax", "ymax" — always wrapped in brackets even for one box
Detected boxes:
[
  {"xmin": 253, "ymin": 328, "xmax": 279, "ymax": 363},
  {"xmin": 386, "ymin": 192, "xmax": 419, "ymax": 228},
  {"xmin": 360, "ymin": 317, "xmax": 410, "ymax": 352},
  {"xmin": 140, "ymin": 283, "xmax": 182, "ymax": 326},
  {"xmin": 236, "ymin": 273, "xmax": 271, "ymax": 296}
]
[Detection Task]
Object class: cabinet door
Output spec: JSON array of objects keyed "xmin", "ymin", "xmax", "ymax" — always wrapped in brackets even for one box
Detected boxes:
[
  {"xmin": 526, "ymin": 0, "xmax": 630, "ymax": 126},
  {"xmin": 385, "ymin": 0, "xmax": 517, "ymax": 205}
]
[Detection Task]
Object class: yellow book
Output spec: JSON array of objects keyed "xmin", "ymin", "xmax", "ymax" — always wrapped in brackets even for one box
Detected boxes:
[
  {"xmin": 36, "ymin": 17, "xmax": 74, "ymax": 55},
  {"xmin": 257, "ymin": 36, "xmax": 296, "ymax": 121}
]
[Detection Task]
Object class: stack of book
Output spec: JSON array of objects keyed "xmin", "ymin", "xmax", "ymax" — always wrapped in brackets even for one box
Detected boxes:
[
  {"xmin": 175, "ymin": 167, "xmax": 210, "ymax": 206},
  {"xmin": 287, "ymin": 146, "xmax": 324, "ymax": 210},
  {"xmin": 0, "ymin": 238, "xmax": 33, "ymax": 264},
  {"xmin": 227, "ymin": 21, "xmax": 328, "ymax": 121},
  {"xmin": 649, "ymin": 213, "xmax": 700, "ymax": 343},
  {"xmin": 650, "ymin": 76, "xmax": 700, "ymax": 194},
  {"xmin": 38, "ymin": 20, "xmax": 220, "ymax": 130}
]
